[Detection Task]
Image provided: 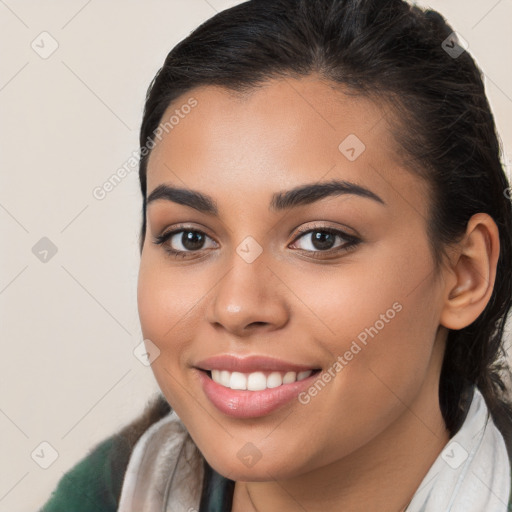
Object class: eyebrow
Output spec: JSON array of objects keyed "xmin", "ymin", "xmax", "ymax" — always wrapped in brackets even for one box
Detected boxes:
[{"xmin": 146, "ymin": 179, "xmax": 385, "ymax": 215}]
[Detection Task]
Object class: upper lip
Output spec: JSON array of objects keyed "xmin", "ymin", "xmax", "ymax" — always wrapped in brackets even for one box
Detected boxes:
[{"xmin": 195, "ymin": 354, "xmax": 319, "ymax": 373}]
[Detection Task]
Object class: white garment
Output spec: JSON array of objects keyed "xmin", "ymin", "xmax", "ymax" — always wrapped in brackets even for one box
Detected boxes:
[
  {"xmin": 117, "ymin": 409, "xmax": 204, "ymax": 512},
  {"xmin": 405, "ymin": 387, "xmax": 511, "ymax": 512},
  {"xmin": 117, "ymin": 387, "xmax": 511, "ymax": 512}
]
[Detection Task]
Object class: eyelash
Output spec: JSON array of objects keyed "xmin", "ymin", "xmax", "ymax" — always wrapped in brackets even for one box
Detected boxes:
[{"xmin": 152, "ymin": 223, "xmax": 361, "ymax": 260}]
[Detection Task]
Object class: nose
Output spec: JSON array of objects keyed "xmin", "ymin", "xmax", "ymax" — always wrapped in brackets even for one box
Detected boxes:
[{"xmin": 205, "ymin": 253, "xmax": 289, "ymax": 337}]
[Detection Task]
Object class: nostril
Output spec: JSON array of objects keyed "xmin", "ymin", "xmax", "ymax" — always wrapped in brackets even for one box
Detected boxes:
[{"xmin": 247, "ymin": 322, "xmax": 268, "ymax": 328}]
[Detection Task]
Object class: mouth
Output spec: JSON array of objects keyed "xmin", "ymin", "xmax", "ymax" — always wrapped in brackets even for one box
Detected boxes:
[
  {"xmin": 193, "ymin": 354, "xmax": 323, "ymax": 418},
  {"xmin": 195, "ymin": 367, "xmax": 322, "ymax": 419},
  {"xmin": 201, "ymin": 368, "xmax": 322, "ymax": 391}
]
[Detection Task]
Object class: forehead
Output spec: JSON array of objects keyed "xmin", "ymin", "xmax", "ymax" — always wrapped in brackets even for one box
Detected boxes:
[{"xmin": 145, "ymin": 76, "xmax": 426, "ymax": 213}]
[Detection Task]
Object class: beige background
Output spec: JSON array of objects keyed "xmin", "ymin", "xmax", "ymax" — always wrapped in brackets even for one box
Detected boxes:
[{"xmin": 0, "ymin": 1, "xmax": 511, "ymax": 510}]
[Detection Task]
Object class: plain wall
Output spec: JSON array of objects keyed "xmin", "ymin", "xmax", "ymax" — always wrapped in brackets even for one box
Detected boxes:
[{"xmin": 1, "ymin": 1, "xmax": 511, "ymax": 510}]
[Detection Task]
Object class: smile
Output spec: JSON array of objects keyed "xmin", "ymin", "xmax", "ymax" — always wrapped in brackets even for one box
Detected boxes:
[
  {"xmin": 196, "ymin": 368, "xmax": 322, "ymax": 418},
  {"xmin": 210, "ymin": 369, "xmax": 315, "ymax": 391}
]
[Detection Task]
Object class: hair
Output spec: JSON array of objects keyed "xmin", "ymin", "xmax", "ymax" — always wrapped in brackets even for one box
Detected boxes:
[{"xmin": 133, "ymin": 0, "xmax": 512, "ymax": 476}]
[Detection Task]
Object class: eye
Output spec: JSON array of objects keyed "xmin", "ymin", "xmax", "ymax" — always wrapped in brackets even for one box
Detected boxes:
[
  {"xmin": 153, "ymin": 224, "xmax": 360, "ymax": 260},
  {"xmin": 153, "ymin": 227, "xmax": 217, "ymax": 257},
  {"xmin": 289, "ymin": 225, "xmax": 360, "ymax": 257}
]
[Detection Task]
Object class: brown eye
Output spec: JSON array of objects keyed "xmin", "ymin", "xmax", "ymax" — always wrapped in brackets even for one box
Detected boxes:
[
  {"xmin": 177, "ymin": 231, "xmax": 207, "ymax": 251},
  {"xmin": 292, "ymin": 226, "xmax": 361, "ymax": 258},
  {"xmin": 305, "ymin": 231, "xmax": 337, "ymax": 250},
  {"xmin": 292, "ymin": 228, "xmax": 357, "ymax": 253},
  {"xmin": 153, "ymin": 228, "xmax": 217, "ymax": 257}
]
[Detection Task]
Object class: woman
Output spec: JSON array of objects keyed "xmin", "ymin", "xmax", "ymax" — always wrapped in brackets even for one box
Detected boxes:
[{"xmin": 41, "ymin": 0, "xmax": 512, "ymax": 510}]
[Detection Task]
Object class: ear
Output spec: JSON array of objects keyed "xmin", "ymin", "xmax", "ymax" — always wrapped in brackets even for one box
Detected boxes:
[{"xmin": 439, "ymin": 213, "xmax": 500, "ymax": 330}]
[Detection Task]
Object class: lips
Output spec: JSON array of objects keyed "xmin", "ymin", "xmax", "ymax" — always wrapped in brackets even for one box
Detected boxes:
[
  {"xmin": 195, "ymin": 354, "xmax": 319, "ymax": 373},
  {"xmin": 195, "ymin": 367, "xmax": 320, "ymax": 418},
  {"xmin": 193, "ymin": 354, "xmax": 322, "ymax": 418}
]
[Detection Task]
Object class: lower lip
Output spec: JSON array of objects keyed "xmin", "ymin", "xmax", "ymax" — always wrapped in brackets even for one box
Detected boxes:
[{"xmin": 195, "ymin": 369, "xmax": 320, "ymax": 419}]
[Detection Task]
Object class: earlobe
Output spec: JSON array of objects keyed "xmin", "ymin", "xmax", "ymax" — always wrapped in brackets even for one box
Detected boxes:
[{"xmin": 439, "ymin": 213, "xmax": 500, "ymax": 330}]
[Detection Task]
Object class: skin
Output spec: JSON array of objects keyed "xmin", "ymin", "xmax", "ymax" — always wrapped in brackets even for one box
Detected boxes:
[{"xmin": 137, "ymin": 75, "xmax": 500, "ymax": 511}]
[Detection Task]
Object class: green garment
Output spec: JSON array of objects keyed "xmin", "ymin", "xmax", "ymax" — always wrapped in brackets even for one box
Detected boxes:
[{"xmin": 39, "ymin": 434, "xmax": 130, "ymax": 512}]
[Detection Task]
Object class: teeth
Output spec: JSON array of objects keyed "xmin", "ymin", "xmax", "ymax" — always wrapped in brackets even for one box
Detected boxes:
[
  {"xmin": 230, "ymin": 372, "xmax": 247, "ymax": 390},
  {"xmin": 267, "ymin": 372, "xmax": 283, "ymax": 388},
  {"xmin": 247, "ymin": 372, "xmax": 267, "ymax": 391},
  {"xmin": 210, "ymin": 369, "xmax": 314, "ymax": 390},
  {"xmin": 219, "ymin": 370, "xmax": 231, "ymax": 387},
  {"xmin": 283, "ymin": 371, "xmax": 296, "ymax": 384}
]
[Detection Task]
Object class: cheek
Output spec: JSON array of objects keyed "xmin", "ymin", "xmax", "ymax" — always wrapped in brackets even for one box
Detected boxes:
[
  {"xmin": 136, "ymin": 254, "xmax": 212, "ymax": 401},
  {"xmin": 294, "ymin": 236, "xmax": 440, "ymax": 405},
  {"xmin": 311, "ymin": 231, "xmax": 439, "ymax": 345},
  {"xmin": 137, "ymin": 255, "xmax": 207, "ymax": 409},
  {"xmin": 295, "ymin": 257, "xmax": 431, "ymax": 349},
  {"xmin": 284, "ymin": 269, "xmax": 440, "ymax": 470},
  {"xmin": 137, "ymin": 254, "xmax": 206, "ymax": 342}
]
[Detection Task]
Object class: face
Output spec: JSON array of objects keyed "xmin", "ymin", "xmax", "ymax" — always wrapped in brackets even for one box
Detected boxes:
[{"xmin": 137, "ymin": 75, "xmax": 448, "ymax": 481}]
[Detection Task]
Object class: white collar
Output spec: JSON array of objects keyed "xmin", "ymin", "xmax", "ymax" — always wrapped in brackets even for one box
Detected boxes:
[
  {"xmin": 405, "ymin": 387, "xmax": 511, "ymax": 511},
  {"xmin": 117, "ymin": 387, "xmax": 511, "ymax": 512}
]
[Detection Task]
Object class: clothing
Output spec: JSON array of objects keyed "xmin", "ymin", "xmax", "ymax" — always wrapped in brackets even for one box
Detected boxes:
[
  {"xmin": 405, "ymin": 387, "xmax": 511, "ymax": 511},
  {"xmin": 39, "ymin": 434, "xmax": 130, "ymax": 512},
  {"xmin": 116, "ymin": 407, "xmax": 204, "ymax": 511},
  {"xmin": 40, "ymin": 387, "xmax": 512, "ymax": 512}
]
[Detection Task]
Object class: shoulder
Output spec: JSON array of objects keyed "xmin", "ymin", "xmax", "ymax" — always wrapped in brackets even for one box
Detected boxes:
[
  {"xmin": 39, "ymin": 393, "xmax": 171, "ymax": 512},
  {"xmin": 38, "ymin": 434, "xmax": 128, "ymax": 512}
]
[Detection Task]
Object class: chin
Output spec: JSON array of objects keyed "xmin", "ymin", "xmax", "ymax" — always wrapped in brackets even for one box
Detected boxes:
[{"xmin": 203, "ymin": 448, "xmax": 307, "ymax": 483}]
